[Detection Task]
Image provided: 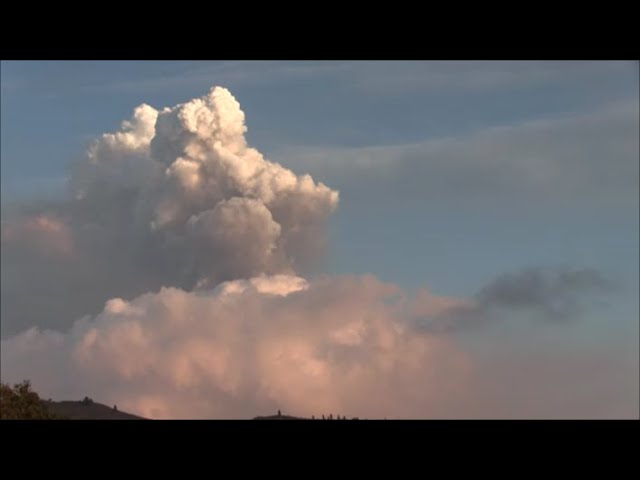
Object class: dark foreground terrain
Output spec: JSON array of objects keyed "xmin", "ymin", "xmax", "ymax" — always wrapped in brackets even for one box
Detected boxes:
[
  {"xmin": 44, "ymin": 400, "xmax": 146, "ymax": 420},
  {"xmin": 253, "ymin": 412, "xmax": 357, "ymax": 420},
  {"xmin": 44, "ymin": 406, "xmax": 353, "ymax": 420},
  {"xmin": 253, "ymin": 414, "xmax": 305, "ymax": 420},
  {"xmin": 3, "ymin": 381, "xmax": 356, "ymax": 420}
]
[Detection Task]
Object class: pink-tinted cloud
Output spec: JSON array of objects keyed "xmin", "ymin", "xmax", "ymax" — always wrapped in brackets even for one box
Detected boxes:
[
  {"xmin": 3, "ymin": 272, "xmax": 635, "ymax": 419},
  {"xmin": 2, "ymin": 214, "xmax": 74, "ymax": 257},
  {"xmin": 0, "ymin": 274, "xmax": 472, "ymax": 419}
]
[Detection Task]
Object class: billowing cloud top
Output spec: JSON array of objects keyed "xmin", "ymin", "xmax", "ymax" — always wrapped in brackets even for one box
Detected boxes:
[
  {"xmin": 71, "ymin": 86, "xmax": 338, "ymax": 286},
  {"xmin": 1, "ymin": 87, "xmax": 340, "ymax": 336}
]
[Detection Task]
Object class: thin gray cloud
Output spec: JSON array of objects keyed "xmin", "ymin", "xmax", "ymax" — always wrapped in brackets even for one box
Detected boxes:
[
  {"xmin": 420, "ymin": 267, "xmax": 617, "ymax": 333},
  {"xmin": 81, "ymin": 61, "xmax": 637, "ymax": 97},
  {"xmin": 477, "ymin": 267, "xmax": 615, "ymax": 318},
  {"xmin": 276, "ymin": 100, "xmax": 639, "ymax": 208},
  {"xmin": 83, "ymin": 61, "xmax": 356, "ymax": 94}
]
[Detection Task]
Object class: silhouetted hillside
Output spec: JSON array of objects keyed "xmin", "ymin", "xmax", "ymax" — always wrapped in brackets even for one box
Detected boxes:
[
  {"xmin": 253, "ymin": 414, "xmax": 305, "ymax": 420},
  {"xmin": 253, "ymin": 411, "xmax": 358, "ymax": 420},
  {"xmin": 44, "ymin": 399, "xmax": 145, "ymax": 420}
]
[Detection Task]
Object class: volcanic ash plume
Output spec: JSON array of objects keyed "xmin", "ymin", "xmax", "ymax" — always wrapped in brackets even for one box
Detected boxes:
[
  {"xmin": 1, "ymin": 87, "xmax": 339, "ymax": 335},
  {"xmin": 0, "ymin": 275, "xmax": 469, "ymax": 419},
  {"xmin": 71, "ymin": 86, "xmax": 339, "ymax": 287}
]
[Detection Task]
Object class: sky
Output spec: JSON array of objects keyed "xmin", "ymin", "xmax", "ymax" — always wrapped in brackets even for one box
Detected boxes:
[{"xmin": 1, "ymin": 61, "xmax": 638, "ymax": 419}]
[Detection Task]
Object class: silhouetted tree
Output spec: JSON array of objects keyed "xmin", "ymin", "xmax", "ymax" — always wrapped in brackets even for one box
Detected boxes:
[{"xmin": 0, "ymin": 381, "xmax": 62, "ymax": 419}]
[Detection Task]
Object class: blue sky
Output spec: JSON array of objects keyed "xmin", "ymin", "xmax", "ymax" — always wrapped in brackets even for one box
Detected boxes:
[
  {"xmin": 2, "ymin": 61, "xmax": 638, "ymax": 300},
  {"xmin": 1, "ymin": 61, "xmax": 638, "ymax": 418}
]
